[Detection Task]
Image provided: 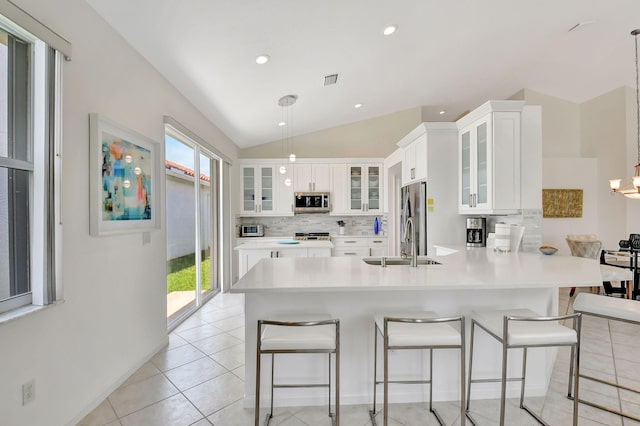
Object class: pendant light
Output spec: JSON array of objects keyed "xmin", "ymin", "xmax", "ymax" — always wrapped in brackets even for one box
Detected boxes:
[
  {"xmin": 610, "ymin": 29, "xmax": 640, "ymax": 199},
  {"xmin": 278, "ymin": 94, "xmax": 298, "ymax": 187}
]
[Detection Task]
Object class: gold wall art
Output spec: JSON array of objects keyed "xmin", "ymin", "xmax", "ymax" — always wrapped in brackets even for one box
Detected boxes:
[{"xmin": 542, "ymin": 189, "xmax": 583, "ymax": 218}]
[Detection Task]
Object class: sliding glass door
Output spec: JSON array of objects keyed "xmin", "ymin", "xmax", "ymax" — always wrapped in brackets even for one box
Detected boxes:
[{"xmin": 165, "ymin": 128, "xmax": 220, "ymax": 327}]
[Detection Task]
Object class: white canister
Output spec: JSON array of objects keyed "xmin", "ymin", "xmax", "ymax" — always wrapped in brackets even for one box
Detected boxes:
[{"xmin": 494, "ymin": 223, "xmax": 511, "ymax": 253}]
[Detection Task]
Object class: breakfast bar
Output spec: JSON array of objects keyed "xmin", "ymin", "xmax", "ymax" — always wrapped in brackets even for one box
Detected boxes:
[{"xmin": 231, "ymin": 247, "xmax": 603, "ymax": 408}]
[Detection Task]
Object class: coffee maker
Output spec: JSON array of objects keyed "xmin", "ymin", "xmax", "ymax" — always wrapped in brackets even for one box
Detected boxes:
[{"xmin": 466, "ymin": 217, "xmax": 486, "ymax": 247}]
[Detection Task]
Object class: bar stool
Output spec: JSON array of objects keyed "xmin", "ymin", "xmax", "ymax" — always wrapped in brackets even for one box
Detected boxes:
[
  {"xmin": 369, "ymin": 311, "xmax": 466, "ymax": 426},
  {"xmin": 255, "ymin": 315, "xmax": 340, "ymax": 426},
  {"xmin": 466, "ymin": 308, "xmax": 581, "ymax": 426},
  {"xmin": 573, "ymin": 292, "xmax": 640, "ymax": 421}
]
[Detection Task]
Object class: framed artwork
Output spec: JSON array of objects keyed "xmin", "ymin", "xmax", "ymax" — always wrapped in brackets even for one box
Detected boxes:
[
  {"xmin": 89, "ymin": 113, "xmax": 161, "ymax": 235},
  {"xmin": 542, "ymin": 189, "xmax": 583, "ymax": 218}
]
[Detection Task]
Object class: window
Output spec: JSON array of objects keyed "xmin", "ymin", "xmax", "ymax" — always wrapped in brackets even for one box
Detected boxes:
[{"xmin": 0, "ymin": 14, "xmax": 63, "ymax": 315}]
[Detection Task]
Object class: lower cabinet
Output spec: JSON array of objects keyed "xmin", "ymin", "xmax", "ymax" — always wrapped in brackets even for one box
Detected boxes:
[
  {"xmin": 238, "ymin": 246, "xmax": 331, "ymax": 278},
  {"xmin": 332, "ymin": 236, "xmax": 388, "ymax": 257}
]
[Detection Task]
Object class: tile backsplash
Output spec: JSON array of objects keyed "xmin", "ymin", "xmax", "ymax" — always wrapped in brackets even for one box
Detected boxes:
[{"xmin": 238, "ymin": 214, "xmax": 387, "ymax": 237}]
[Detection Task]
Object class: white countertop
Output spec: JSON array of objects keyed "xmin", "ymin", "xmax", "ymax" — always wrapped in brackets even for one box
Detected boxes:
[
  {"xmin": 231, "ymin": 245, "xmax": 604, "ymax": 293},
  {"xmin": 234, "ymin": 240, "xmax": 334, "ymax": 250}
]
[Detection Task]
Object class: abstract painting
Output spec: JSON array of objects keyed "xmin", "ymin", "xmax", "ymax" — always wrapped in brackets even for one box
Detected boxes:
[
  {"xmin": 90, "ymin": 114, "xmax": 160, "ymax": 235},
  {"xmin": 542, "ymin": 189, "xmax": 583, "ymax": 218}
]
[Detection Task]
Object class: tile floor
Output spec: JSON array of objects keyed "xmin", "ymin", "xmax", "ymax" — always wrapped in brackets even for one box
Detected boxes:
[{"xmin": 79, "ymin": 287, "xmax": 640, "ymax": 425}]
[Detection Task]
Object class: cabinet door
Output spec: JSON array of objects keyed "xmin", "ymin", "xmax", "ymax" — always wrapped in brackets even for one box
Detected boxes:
[
  {"xmin": 241, "ymin": 166, "xmax": 257, "ymax": 214},
  {"xmin": 403, "ymin": 144, "xmax": 417, "ymax": 186},
  {"xmin": 259, "ymin": 166, "xmax": 275, "ymax": 213},
  {"xmin": 330, "ymin": 164, "xmax": 348, "ymax": 214},
  {"xmin": 332, "ymin": 247, "xmax": 369, "ymax": 257},
  {"xmin": 366, "ymin": 165, "xmax": 382, "ymax": 212},
  {"xmin": 459, "ymin": 129, "xmax": 472, "ymax": 211},
  {"xmin": 474, "ymin": 119, "xmax": 490, "ymax": 210},
  {"xmin": 348, "ymin": 165, "xmax": 364, "ymax": 212},
  {"xmin": 275, "ymin": 166, "xmax": 294, "ymax": 216},
  {"xmin": 293, "ymin": 164, "xmax": 313, "ymax": 192},
  {"xmin": 275, "ymin": 248, "xmax": 307, "ymax": 258},
  {"xmin": 312, "ymin": 164, "xmax": 331, "ymax": 192},
  {"xmin": 239, "ymin": 249, "xmax": 272, "ymax": 278},
  {"xmin": 369, "ymin": 237, "xmax": 388, "ymax": 257}
]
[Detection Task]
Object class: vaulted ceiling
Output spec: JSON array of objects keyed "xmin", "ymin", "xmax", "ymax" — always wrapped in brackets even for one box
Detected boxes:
[{"xmin": 86, "ymin": 0, "xmax": 640, "ymax": 148}]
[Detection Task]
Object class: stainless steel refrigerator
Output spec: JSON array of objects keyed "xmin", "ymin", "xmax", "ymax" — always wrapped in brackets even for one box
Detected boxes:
[{"xmin": 400, "ymin": 181, "xmax": 427, "ymax": 256}]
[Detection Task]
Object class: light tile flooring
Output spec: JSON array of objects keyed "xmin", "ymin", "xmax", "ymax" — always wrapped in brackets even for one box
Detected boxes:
[{"xmin": 79, "ymin": 288, "xmax": 640, "ymax": 425}]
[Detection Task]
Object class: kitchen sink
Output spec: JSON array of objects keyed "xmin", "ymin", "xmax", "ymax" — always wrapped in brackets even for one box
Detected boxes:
[{"xmin": 362, "ymin": 257, "xmax": 441, "ymax": 266}]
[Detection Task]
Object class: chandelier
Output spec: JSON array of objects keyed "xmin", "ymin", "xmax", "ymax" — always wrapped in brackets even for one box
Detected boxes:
[{"xmin": 610, "ymin": 29, "xmax": 640, "ymax": 199}]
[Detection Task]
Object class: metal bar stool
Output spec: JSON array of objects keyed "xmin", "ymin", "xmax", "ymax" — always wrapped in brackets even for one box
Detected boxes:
[
  {"xmin": 369, "ymin": 312, "xmax": 466, "ymax": 426},
  {"xmin": 255, "ymin": 316, "xmax": 340, "ymax": 426},
  {"xmin": 466, "ymin": 308, "xmax": 581, "ymax": 426},
  {"xmin": 573, "ymin": 292, "xmax": 640, "ymax": 421}
]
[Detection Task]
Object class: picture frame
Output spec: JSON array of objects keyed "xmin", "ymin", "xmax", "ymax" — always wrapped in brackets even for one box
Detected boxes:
[{"xmin": 89, "ymin": 113, "xmax": 161, "ymax": 236}]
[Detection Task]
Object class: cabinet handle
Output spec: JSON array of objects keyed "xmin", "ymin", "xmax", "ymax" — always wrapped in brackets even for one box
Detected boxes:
[
  {"xmin": 270, "ymin": 251, "xmax": 274, "ymax": 258},
  {"xmin": 313, "ymin": 182, "xmax": 316, "ymax": 191},
  {"xmin": 373, "ymin": 240, "xmax": 382, "ymax": 243},
  {"xmin": 344, "ymin": 252, "xmax": 357, "ymax": 255},
  {"xmin": 345, "ymin": 241, "xmax": 357, "ymax": 244},
  {"xmin": 309, "ymin": 182, "xmax": 312, "ymax": 191},
  {"xmin": 411, "ymin": 167, "xmax": 415, "ymax": 180},
  {"xmin": 255, "ymin": 204, "xmax": 258, "ymax": 213}
]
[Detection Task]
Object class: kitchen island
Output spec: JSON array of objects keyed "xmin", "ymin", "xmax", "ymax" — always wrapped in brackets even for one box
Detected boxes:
[{"xmin": 231, "ymin": 247, "xmax": 603, "ymax": 408}]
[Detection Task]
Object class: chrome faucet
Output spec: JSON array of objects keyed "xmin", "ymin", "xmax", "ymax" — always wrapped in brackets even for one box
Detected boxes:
[{"xmin": 403, "ymin": 217, "xmax": 418, "ymax": 267}]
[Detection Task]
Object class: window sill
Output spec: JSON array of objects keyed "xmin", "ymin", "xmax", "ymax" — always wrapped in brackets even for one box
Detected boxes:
[{"xmin": 0, "ymin": 300, "xmax": 63, "ymax": 326}]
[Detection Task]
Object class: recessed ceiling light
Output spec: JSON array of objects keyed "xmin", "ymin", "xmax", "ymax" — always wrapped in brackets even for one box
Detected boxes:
[
  {"xmin": 255, "ymin": 54, "xmax": 270, "ymax": 64},
  {"xmin": 278, "ymin": 121, "xmax": 286, "ymax": 127},
  {"xmin": 354, "ymin": 103, "xmax": 363, "ymax": 109},
  {"xmin": 383, "ymin": 25, "xmax": 397, "ymax": 36},
  {"xmin": 439, "ymin": 110, "xmax": 445, "ymax": 115}
]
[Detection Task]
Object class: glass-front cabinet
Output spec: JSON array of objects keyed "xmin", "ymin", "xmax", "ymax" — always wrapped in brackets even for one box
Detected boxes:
[
  {"xmin": 240, "ymin": 162, "xmax": 293, "ymax": 216},
  {"xmin": 347, "ymin": 163, "xmax": 382, "ymax": 214},
  {"xmin": 457, "ymin": 100, "xmax": 523, "ymax": 214},
  {"xmin": 240, "ymin": 165, "xmax": 275, "ymax": 215},
  {"xmin": 458, "ymin": 117, "xmax": 490, "ymax": 213}
]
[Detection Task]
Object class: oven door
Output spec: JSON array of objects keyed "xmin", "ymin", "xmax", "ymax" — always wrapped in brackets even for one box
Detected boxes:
[{"xmin": 294, "ymin": 193, "xmax": 330, "ymax": 213}]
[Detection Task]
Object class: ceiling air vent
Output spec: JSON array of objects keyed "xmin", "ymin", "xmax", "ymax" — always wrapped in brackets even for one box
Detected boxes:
[{"xmin": 324, "ymin": 74, "xmax": 338, "ymax": 86}]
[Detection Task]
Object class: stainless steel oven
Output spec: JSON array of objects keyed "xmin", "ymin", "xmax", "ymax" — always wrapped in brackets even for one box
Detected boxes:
[{"xmin": 294, "ymin": 192, "xmax": 330, "ymax": 213}]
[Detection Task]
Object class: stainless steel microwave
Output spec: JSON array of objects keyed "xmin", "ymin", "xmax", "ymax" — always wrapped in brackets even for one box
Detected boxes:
[
  {"xmin": 294, "ymin": 192, "xmax": 330, "ymax": 213},
  {"xmin": 240, "ymin": 224, "xmax": 264, "ymax": 237}
]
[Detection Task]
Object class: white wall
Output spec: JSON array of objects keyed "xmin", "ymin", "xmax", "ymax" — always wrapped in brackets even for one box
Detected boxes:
[
  {"xmin": 580, "ymin": 87, "xmax": 628, "ymax": 249},
  {"xmin": 0, "ymin": 1, "xmax": 239, "ymax": 425},
  {"xmin": 542, "ymin": 158, "xmax": 599, "ymax": 255},
  {"xmin": 240, "ymin": 107, "xmax": 422, "ymax": 159}
]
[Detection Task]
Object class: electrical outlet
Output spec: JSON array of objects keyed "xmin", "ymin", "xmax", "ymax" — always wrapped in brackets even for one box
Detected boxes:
[{"xmin": 22, "ymin": 380, "xmax": 35, "ymax": 405}]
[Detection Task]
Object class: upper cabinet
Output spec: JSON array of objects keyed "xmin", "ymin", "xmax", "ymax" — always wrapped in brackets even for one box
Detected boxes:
[
  {"xmin": 330, "ymin": 162, "xmax": 383, "ymax": 215},
  {"xmin": 457, "ymin": 100, "xmax": 524, "ymax": 215},
  {"xmin": 293, "ymin": 163, "xmax": 331, "ymax": 192},
  {"xmin": 347, "ymin": 164, "xmax": 383, "ymax": 215},
  {"xmin": 402, "ymin": 133, "xmax": 427, "ymax": 185},
  {"xmin": 239, "ymin": 159, "xmax": 384, "ymax": 217},
  {"xmin": 239, "ymin": 162, "xmax": 293, "ymax": 216}
]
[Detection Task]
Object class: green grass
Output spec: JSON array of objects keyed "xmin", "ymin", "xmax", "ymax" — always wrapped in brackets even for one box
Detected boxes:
[{"xmin": 167, "ymin": 251, "xmax": 212, "ymax": 293}]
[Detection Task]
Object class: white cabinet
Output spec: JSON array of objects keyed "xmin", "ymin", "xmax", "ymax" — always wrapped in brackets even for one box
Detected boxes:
[
  {"xmin": 369, "ymin": 237, "xmax": 388, "ymax": 257},
  {"xmin": 293, "ymin": 163, "xmax": 331, "ymax": 192},
  {"xmin": 335, "ymin": 164, "xmax": 382, "ymax": 215},
  {"xmin": 402, "ymin": 133, "xmax": 427, "ymax": 185},
  {"xmin": 239, "ymin": 162, "xmax": 293, "ymax": 216},
  {"xmin": 457, "ymin": 100, "xmax": 523, "ymax": 215},
  {"xmin": 332, "ymin": 236, "xmax": 388, "ymax": 257},
  {"xmin": 237, "ymin": 245, "xmax": 331, "ymax": 278},
  {"xmin": 332, "ymin": 237, "xmax": 369, "ymax": 257}
]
